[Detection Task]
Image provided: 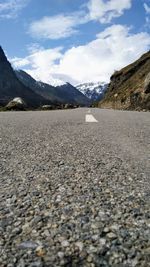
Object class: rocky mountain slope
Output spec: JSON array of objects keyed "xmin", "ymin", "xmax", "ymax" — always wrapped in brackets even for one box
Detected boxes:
[
  {"xmin": 99, "ymin": 51, "xmax": 150, "ymax": 111},
  {"xmin": 0, "ymin": 46, "xmax": 49, "ymax": 108},
  {"xmin": 77, "ymin": 82, "xmax": 108, "ymax": 101},
  {"xmin": 16, "ymin": 70, "xmax": 90, "ymax": 106}
]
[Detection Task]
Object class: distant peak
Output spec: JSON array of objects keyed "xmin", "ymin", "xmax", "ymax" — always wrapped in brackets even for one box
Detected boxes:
[{"xmin": 0, "ymin": 46, "xmax": 8, "ymax": 62}]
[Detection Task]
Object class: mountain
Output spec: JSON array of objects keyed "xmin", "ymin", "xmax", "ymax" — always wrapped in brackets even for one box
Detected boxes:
[
  {"xmin": 76, "ymin": 82, "xmax": 108, "ymax": 102},
  {"xmin": 15, "ymin": 70, "xmax": 60, "ymax": 103},
  {"xmin": 0, "ymin": 46, "xmax": 49, "ymax": 108},
  {"xmin": 55, "ymin": 83, "xmax": 91, "ymax": 106},
  {"xmin": 99, "ymin": 51, "xmax": 150, "ymax": 111},
  {"xmin": 16, "ymin": 70, "xmax": 90, "ymax": 106}
]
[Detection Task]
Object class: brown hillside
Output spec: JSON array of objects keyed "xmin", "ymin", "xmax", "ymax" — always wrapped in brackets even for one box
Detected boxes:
[{"xmin": 99, "ymin": 51, "xmax": 150, "ymax": 111}]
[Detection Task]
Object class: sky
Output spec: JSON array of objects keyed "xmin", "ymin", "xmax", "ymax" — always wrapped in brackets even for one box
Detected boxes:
[{"xmin": 0, "ymin": 0, "xmax": 150, "ymax": 85}]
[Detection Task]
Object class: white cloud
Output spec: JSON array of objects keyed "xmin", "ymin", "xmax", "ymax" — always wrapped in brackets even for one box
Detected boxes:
[
  {"xmin": 144, "ymin": 2, "xmax": 150, "ymax": 13},
  {"xmin": 87, "ymin": 0, "xmax": 132, "ymax": 23},
  {"xmin": 57, "ymin": 25, "xmax": 150, "ymax": 83},
  {"xmin": 143, "ymin": 1, "xmax": 150, "ymax": 29},
  {"xmin": 28, "ymin": 14, "xmax": 83, "ymax": 40},
  {"xmin": 12, "ymin": 46, "xmax": 63, "ymax": 85},
  {"xmin": 12, "ymin": 25, "xmax": 150, "ymax": 85},
  {"xmin": 12, "ymin": 57, "xmax": 30, "ymax": 67},
  {"xmin": 0, "ymin": 0, "xmax": 29, "ymax": 19},
  {"xmin": 28, "ymin": 0, "xmax": 133, "ymax": 40}
]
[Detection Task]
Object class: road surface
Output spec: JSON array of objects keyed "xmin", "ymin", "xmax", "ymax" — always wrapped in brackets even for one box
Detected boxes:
[{"xmin": 0, "ymin": 108, "xmax": 150, "ymax": 267}]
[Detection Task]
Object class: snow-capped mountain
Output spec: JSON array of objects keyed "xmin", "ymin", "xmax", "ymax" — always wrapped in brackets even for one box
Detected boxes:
[
  {"xmin": 76, "ymin": 82, "xmax": 108, "ymax": 101},
  {"xmin": 15, "ymin": 70, "xmax": 90, "ymax": 106}
]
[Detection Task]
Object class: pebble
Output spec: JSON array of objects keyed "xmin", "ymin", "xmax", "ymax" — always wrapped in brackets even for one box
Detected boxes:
[
  {"xmin": 61, "ymin": 240, "xmax": 70, "ymax": 247},
  {"xmin": 87, "ymin": 256, "xmax": 93, "ymax": 263},
  {"xmin": 57, "ymin": 252, "xmax": 64, "ymax": 258},
  {"xmin": 36, "ymin": 246, "xmax": 46, "ymax": 257},
  {"xmin": 19, "ymin": 241, "xmax": 38, "ymax": 249},
  {"xmin": 88, "ymin": 245, "xmax": 97, "ymax": 253},
  {"xmin": 75, "ymin": 241, "xmax": 84, "ymax": 251},
  {"xmin": 99, "ymin": 238, "xmax": 106, "ymax": 246},
  {"xmin": 103, "ymin": 227, "xmax": 109, "ymax": 233},
  {"xmin": 107, "ymin": 232, "xmax": 117, "ymax": 239}
]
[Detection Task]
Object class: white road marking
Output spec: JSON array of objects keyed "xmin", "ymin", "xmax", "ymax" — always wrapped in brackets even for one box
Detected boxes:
[
  {"xmin": 87, "ymin": 109, "xmax": 91, "ymax": 113},
  {"xmin": 85, "ymin": 114, "xmax": 98, "ymax": 122}
]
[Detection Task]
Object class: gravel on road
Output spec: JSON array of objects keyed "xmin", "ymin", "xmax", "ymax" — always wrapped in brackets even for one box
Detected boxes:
[{"xmin": 0, "ymin": 108, "xmax": 150, "ymax": 267}]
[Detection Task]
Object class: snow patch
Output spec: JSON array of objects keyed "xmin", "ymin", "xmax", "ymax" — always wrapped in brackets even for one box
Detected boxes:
[{"xmin": 37, "ymin": 77, "xmax": 66, "ymax": 87}]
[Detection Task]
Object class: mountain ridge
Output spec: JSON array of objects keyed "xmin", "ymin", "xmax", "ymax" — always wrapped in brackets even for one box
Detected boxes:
[
  {"xmin": 0, "ymin": 46, "xmax": 50, "ymax": 108},
  {"xmin": 16, "ymin": 70, "xmax": 90, "ymax": 106}
]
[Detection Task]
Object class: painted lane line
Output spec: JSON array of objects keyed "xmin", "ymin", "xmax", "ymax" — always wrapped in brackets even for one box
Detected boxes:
[{"xmin": 85, "ymin": 114, "xmax": 98, "ymax": 122}]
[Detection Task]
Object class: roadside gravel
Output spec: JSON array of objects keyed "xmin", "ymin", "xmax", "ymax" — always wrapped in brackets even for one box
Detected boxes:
[{"xmin": 0, "ymin": 109, "xmax": 150, "ymax": 267}]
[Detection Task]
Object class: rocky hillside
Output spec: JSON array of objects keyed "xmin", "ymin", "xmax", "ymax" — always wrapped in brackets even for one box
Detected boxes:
[
  {"xmin": 76, "ymin": 82, "xmax": 108, "ymax": 101},
  {"xmin": 99, "ymin": 51, "xmax": 150, "ymax": 111},
  {"xmin": 0, "ymin": 46, "xmax": 49, "ymax": 108},
  {"xmin": 16, "ymin": 70, "xmax": 90, "ymax": 106}
]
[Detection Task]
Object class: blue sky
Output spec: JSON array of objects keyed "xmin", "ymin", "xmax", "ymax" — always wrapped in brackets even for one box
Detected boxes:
[{"xmin": 0, "ymin": 0, "xmax": 150, "ymax": 85}]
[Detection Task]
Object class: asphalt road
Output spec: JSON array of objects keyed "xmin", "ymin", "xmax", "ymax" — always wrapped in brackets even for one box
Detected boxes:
[{"xmin": 0, "ymin": 108, "xmax": 150, "ymax": 267}]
